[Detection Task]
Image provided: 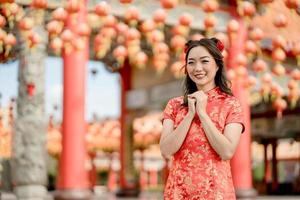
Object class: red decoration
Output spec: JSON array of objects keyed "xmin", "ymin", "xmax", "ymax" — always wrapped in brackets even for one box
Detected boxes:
[
  {"xmin": 66, "ymin": 0, "xmax": 80, "ymax": 13},
  {"xmin": 201, "ymin": 0, "xmax": 219, "ymax": 13},
  {"xmin": 216, "ymin": 40, "xmax": 224, "ymax": 52},
  {"xmin": 252, "ymin": 59, "xmax": 268, "ymax": 73},
  {"xmin": 0, "ymin": 15, "xmax": 6, "ymax": 28},
  {"xmin": 52, "ymin": 7, "xmax": 68, "ymax": 22},
  {"xmin": 120, "ymin": 0, "xmax": 133, "ymax": 3},
  {"xmin": 31, "ymin": 0, "xmax": 47, "ymax": 9},
  {"xmin": 18, "ymin": 17, "xmax": 34, "ymax": 31},
  {"xmin": 153, "ymin": 9, "xmax": 167, "ymax": 24},
  {"xmin": 273, "ymin": 14, "xmax": 288, "ymax": 28},
  {"xmin": 284, "ymin": 0, "xmax": 299, "ymax": 9},
  {"xmin": 273, "ymin": 98, "xmax": 287, "ymax": 119},
  {"xmin": 249, "ymin": 27, "xmax": 264, "ymax": 41},
  {"xmin": 26, "ymin": 83, "xmax": 35, "ymax": 97},
  {"xmin": 95, "ymin": 1, "xmax": 111, "ymax": 17},
  {"xmin": 160, "ymin": 0, "xmax": 178, "ymax": 9},
  {"xmin": 240, "ymin": 1, "xmax": 256, "ymax": 17},
  {"xmin": 77, "ymin": 23, "xmax": 91, "ymax": 37},
  {"xmin": 179, "ymin": 13, "xmax": 193, "ymax": 27},
  {"xmin": 227, "ymin": 20, "xmax": 239, "ymax": 34}
]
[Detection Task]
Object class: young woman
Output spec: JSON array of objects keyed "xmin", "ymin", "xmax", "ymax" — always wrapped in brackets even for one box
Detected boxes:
[{"xmin": 160, "ymin": 38, "xmax": 245, "ymax": 199}]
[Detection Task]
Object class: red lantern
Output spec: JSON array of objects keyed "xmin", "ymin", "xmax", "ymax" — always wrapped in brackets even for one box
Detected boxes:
[
  {"xmin": 160, "ymin": 0, "xmax": 178, "ymax": 10},
  {"xmin": 245, "ymin": 40, "xmax": 257, "ymax": 55},
  {"xmin": 28, "ymin": 31, "xmax": 41, "ymax": 48},
  {"xmin": 272, "ymin": 63, "xmax": 286, "ymax": 76},
  {"xmin": 4, "ymin": 33, "xmax": 16, "ymax": 56},
  {"xmin": 31, "ymin": 0, "xmax": 47, "ymax": 9},
  {"xmin": 125, "ymin": 28, "xmax": 140, "ymax": 41},
  {"xmin": 271, "ymin": 83, "xmax": 284, "ymax": 99},
  {"xmin": 77, "ymin": 23, "xmax": 91, "ymax": 37},
  {"xmin": 273, "ymin": 14, "xmax": 288, "ymax": 28},
  {"xmin": 74, "ymin": 38, "xmax": 85, "ymax": 51},
  {"xmin": 134, "ymin": 51, "xmax": 148, "ymax": 69},
  {"xmin": 292, "ymin": 42, "xmax": 300, "ymax": 66},
  {"xmin": 179, "ymin": 13, "xmax": 193, "ymax": 27},
  {"xmin": 153, "ymin": 9, "xmax": 167, "ymax": 25},
  {"xmin": 26, "ymin": 83, "xmax": 35, "ymax": 97},
  {"xmin": 236, "ymin": 53, "xmax": 247, "ymax": 67},
  {"xmin": 125, "ymin": 6, "xmax": 140, "ymax": 26},
  {"xmin": 249, "ymin": 27, "xmax": 264, "ymax": 41},
  {"xmin": 47, "ymin": 20, "xmax": 63, "ymax": 37},
  {"xmin": 153, "ymin": 42, "xmax": 169, "ymax": 54},
  {"xmin": 204, "ymin": 15, "xmax": 217, "ymax": 29},
  {"xmin": 260, "ymin": 0, "xmax": 274, "ymax": 4},
  {"xmin": 290, "ymin": 69, "xmax": 300, "ymax": 80},
  {"xmin": 272, "ymin": 48, "xmax": 286, "ymax": 62},
  {"xmin": 140, "ymin": 20, "xmax": 155, "ymax": 33},
  {"xmin": 0, "ymin": 15, "xmax": 6, "ymax": 28},
  {"xmin": 273, "ymin": 98, "xmax": 287, "ymax": 118},
  {"xmin": 52, "ymin": 7, "xmax": 68, "ymax": 22},
  {"xmin": 149, "ymin": 30, "xmax": 164, "ymax": 44},
  {"xmin": 113, "ymin": 45, "xmax": 128, "ymax": 65},
  {"xmin": 227, "ymin": 19, "xmax": 239, "ymax": 34},
  {"xmin": 18, "ymin": 17, "xmax": 34, "ymax": 31},
  {"xmin": 262, "ymin": 73, "xmax": 273, "ymax": 84},
  {"xmin": 284, "ymin": 0, "xmax": 299, "ymax": 10},
  {"xmin": 272, "ymin": 35, "xmax": 286, "ymax": 49},
  {"xmin": 236, "ymin": 66, "xmax": 247, "ymax": 77},
  {"xmin": 246, "ymin": 75, "xmax": 257, "ymax": 89},
  {"xmin": 171, "ymin": 61, "xmax": 184, "ymax": 79},
  {"xmin": 288, "ymin": 89, "xmax": 299, "ymax": 109},
  {"xmin": 240, "ymin": 1, "xmax": 256, "ymax": 18},
  {"xmin": 171, "ymin": 25, "xmax": 188, "ymax": 36},
  {"xmin": 95, "ymin": 1, "xmax": 111, "ymax": 17},
  {"xmin": 66, "ymin": 0, "xmax": 80, "ymax": 14},
  {"xmin": 103, "ymin": 15, "xmax": 117, "ymax": 28},
  {"xmin": 226, "ymin": 69, "xmax": 236, "ymax": 81},
  {"xmin": 61, "ymin": 29, "xmax": 74, "ymax": 43},
  {"xmin": 252, "ymin": 59, "xmax": 268, "ymax": 73},
  {"xmin": 50, "ymin": 37, "xmax": 63, "ymax": 54},
  {"xmin": 287, "ymin": 79, "xmax": 298, "ymax": 90},
  {"xmin": 201, "ymin": 0, "xmax": 219, "ymax": 13},
  {"xmin": 170, "ymin": 35, "xmax": 186, "ymax": 54}
]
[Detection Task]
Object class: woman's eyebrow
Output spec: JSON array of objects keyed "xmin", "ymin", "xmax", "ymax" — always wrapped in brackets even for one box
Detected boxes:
[{"xmin": 188, "ymin": 56, "xmax": 210, "ymax": 61}]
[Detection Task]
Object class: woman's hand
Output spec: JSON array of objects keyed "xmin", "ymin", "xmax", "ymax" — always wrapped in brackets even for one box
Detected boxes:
[
  {"xmin": 187, "ymin": 96, "xmax": 196, "ymax": 117},
  {"xmin": 190, "ymin": 91, "xmax": 208, "ymax": 116}
]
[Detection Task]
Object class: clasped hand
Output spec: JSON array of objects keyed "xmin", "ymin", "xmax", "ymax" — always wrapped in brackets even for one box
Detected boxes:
[{"xmin": 187, "ymin": 91, "xmax": 208, "ymax": 117}]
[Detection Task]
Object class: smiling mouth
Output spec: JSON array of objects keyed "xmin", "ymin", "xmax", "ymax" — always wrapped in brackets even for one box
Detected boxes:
[{"xmin": 194, "ymin": 74, "xmax": 206, "ymax": 79}]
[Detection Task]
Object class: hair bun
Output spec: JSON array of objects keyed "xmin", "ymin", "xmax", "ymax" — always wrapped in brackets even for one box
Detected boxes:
[{"xmin": 211, "ymin": 37, "xmax": 224, "ymax": 52}]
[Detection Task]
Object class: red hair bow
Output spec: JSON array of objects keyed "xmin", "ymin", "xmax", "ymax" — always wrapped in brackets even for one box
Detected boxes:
[{"xmin": 217, "ymin": 40, "xmax": 224, "ymax": 52}]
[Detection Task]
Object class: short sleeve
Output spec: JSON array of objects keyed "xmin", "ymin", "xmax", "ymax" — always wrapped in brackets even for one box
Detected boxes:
[
  {"xmin": 225, "ymin": 98, "xmax": 245, "ymax": 133},
  {"xmin": 161, "ymin": 99, "xmax": 177, "ymax": 123}
]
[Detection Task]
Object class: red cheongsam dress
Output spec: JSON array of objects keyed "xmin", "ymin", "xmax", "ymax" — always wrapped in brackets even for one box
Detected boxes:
[{"xmin": 162, "ymin": 87, "xmax": 245, "ymax": 200}]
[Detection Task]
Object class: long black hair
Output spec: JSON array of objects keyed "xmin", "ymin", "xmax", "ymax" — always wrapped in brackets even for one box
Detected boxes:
[{"xmin": 183, "ymin": 37, "xmax": 232, "ymax": 106}]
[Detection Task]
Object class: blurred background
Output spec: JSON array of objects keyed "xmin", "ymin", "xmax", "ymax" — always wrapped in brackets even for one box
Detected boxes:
[{"xmin": 0, "ymin": 0, "xmax": 300, "ymax": 199}]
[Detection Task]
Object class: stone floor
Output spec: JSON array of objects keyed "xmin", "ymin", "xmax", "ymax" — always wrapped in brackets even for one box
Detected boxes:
[{"xmin": 1, "ymin": 191, "xmax": 300, "ymax": 200}]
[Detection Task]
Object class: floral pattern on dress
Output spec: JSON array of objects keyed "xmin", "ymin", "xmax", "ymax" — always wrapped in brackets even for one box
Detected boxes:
[{"xmin": 161, "ymin": 87, "xmax": 245, "ymax": 200}]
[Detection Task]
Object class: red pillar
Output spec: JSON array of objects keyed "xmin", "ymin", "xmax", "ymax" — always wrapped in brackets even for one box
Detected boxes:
[
  {"xmin": 227, "ymin": 18, "xmax": 257, "ymax": 198},
  {"xmin": 55, "ymin": 0, "xmax": 91, "ymax": 199},
  {"xmin": 116, "ymin": 60, "xmax": 140, "ymax": 197}
]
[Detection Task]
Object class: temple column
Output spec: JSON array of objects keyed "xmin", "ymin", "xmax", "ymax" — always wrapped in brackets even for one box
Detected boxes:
[
  {"xmin": 227, "ymin": 18, "xmax": 257, "ymax": 198},
  {"xmin": 54, "ymin": 0, "xmax": 91, "ymax": 199},
  {"xmin": 116, "ymin": 60, "xmax": 140, "ymax": 197}
]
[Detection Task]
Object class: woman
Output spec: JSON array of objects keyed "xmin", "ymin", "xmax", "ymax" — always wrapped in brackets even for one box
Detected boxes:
[{"xmin": 159, "ymin": 38, "xmax": 245, "ymax": 199}]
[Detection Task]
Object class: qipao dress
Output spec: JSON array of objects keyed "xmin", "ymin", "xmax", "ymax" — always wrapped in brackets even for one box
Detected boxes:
[{"xmin": 162, "ymin": 87, "xmax": 245, "ymax": 200}]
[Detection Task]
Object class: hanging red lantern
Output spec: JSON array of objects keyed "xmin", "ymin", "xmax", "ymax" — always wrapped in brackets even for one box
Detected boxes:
[
  {"xmin": 290, "ymin": 69, "xmax": 300, "ymax": 80},
  {"xmin": 273, "ymin": 98, "xmax": 287, "ymax": 119},
  {"xmin": 31, "ymin": 0, "xmax": 47, "ymax": 9},
  {"xmin": 236, "ymin": 53, "xmax": 247, "ymax": 67},
  {"xmin": 0, "ymin": 15, "xmax": 6, "ymax": 28},
  {"xmin": 113, "ymin": 45, "xmax": 128, "ymax": 66},
  {"xmin": 153, "ymin": 42, "xmax": 169, "ymax": 54},
  {"xmin": 50, "ymin": 37, "xmax": 63, "ymax": 55},
  {"xmin": 52, "ymin": 7, "xmax": 68, "ymax": 22},
  {"xmin": 171, "ymin": 61, "xmax": 184, "ymax": 79},
  {"xmin": 125, "ymin": 6, "xmax": 140, "ymax": 27},
  {"xmin": 201, "ymin": 0, "xmax": 219, "ymax": 13},
  {"xmin": 77, "ymin": 23, "xmax": 91, "ymax": 37},
  {"xmin": 260, "ymin": 0, "xmax": 274, "ymax": 4},
  {"xmin": 28, "ymin": 31, "xmax": 41, "ymax": 48},
  {"xmin": 101, "ymin": 27, "xmax": 117, "ymax": 39},
  {"xmin": 288, "ymin": 79, "xmax": 298, "ymax": 90},
  {"xmin": 153, "ymin": 9, "xmax": 167, "ymax": 26},
  {"xmin": 284, "ymin": 0, "xmax": 299, "ymax": 10},
  {"xmin": 287, "ymin": 89, "xmax": 299, "ymax": 109},
  {"xmin": 226, "ymin": 69, "xmax": 236, "ymax": 81},
  {"xmin": 134, "ymin": 51, "xmax": 148, "ymax": 69},
  {"xmin": 272, "ymin": 48, "xmax": 286, "ymax": 62},
  {"xmin": 252, "ymin": 59, "xmax": 268, "ymax": 73},
  {"xmin": 179, "ymin": 13, "xmax": 193, "ymax": 27},
  {"xmin": 103, "ymin": 15, "xmax": 117, "ymax": 28},
  {"xmin": 74, "ymin": 38, "xmax": 85, "ymax": 51},
  {"xmin": 245, "ymin": 40, "xmax": 257, "ymax": 55},
  {"xmin": 270, "ymin": 83, "xmax": 284, "ymax": 99},
  {"xmin": 249, "ymin": 27, "xmax": 264, "ymax": 42},
  {"xmin": 140, "ymin": 20, "xmax": 155, "ymax": 33},
  {"xmin": 273, "ymin": 14, "xmax": 288, "ymax": 28},
  {"xmin": 149, "ymin": 30, "xmax": 164, "ymax": 44},
  {"xmin": 170, "ymin": 35, "xmax": 186, "ymax": 55},
  {"xmin": 61, "ymin": 29, "xmax": 74, "ymax": 54},
  {"xmin": 245, "ymin": 75, "xmax": 257, "ymax": 89},
  {"xmin": 272, "ymin": 63, "xmax": 286, "ymax": 76},
  {"xmin": 125, "ymin": 28, "xmax": 140, "ymax": 42},
  {"xmin": 236, "ymin": 66, "xmax": 247, "ymax": 78},
  {"xmin": 47, "ymin": 20, "xmax": 63, "ymax": 37},
  {"xmin": 240, "ymin": 1, "xmax": 256, "ymax": 18},
  {"xmin": 66, "ymin": 0, "xmax": 80, "ymax": 14},
  {"xmin": 18, "ymin": 17, "xmax": 34, "ymax": 31},
  {"xmin": 227, "ymin": 19, "xmax": 239, "ymax": 35},
  {"xmin": 26, "ymin": 83, "xmax": 35, "ymax": 97},
  {"xmin": 204, "ymin": 14, "xmax": 217, "ymax": 30},
  {"xmin": 160, "ymin": 0, "xmax": 178, "ymax": 10},
  {"xmin": 95, "ymin": 1, "xmax": 111, "ymax": 17},
  {"xmin": 171, "ymin": 25, "xmax": 189, "ymax": 36},
  {"xmin": 272, "ymin": 35, "xmax": 286, "ymax": 49},
  {"xmin": 4, "ymin": 33, "xmax": 16, "ymax": 56}
]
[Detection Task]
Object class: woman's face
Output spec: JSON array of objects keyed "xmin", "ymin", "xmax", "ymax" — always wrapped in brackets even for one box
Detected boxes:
[{"xmin": 186, "ymin": 45, "xmax": 218, "ymax": 92}]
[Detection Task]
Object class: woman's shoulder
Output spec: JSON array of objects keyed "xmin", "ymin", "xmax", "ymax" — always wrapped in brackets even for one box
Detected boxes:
[{"xmin": 168, "ymin": 96, "xmax": 184, "ymax": 105}]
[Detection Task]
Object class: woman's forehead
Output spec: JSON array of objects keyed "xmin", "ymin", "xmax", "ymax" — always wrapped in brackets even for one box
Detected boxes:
[{"xmin": 188, "ymin": 46, "xmax": 211, "ymax": 59}]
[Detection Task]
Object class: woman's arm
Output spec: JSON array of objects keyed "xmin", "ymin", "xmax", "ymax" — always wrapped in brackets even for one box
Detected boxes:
[
  {"xmin": 159, "ymin": 112, "xmax": 194, "ymax": 158},
  {"xmin": 199, "ymin": 112, "xmax": 243, "ymax": 160}
]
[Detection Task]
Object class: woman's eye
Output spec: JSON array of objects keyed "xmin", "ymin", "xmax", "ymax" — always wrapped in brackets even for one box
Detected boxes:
[
  {"xmin": 188, "ymin": 62, "xmax": 194, "ymax": 65},
  {"xmin": 202, "ymin": 60, "xmax": 209, "ymax": 63}
]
